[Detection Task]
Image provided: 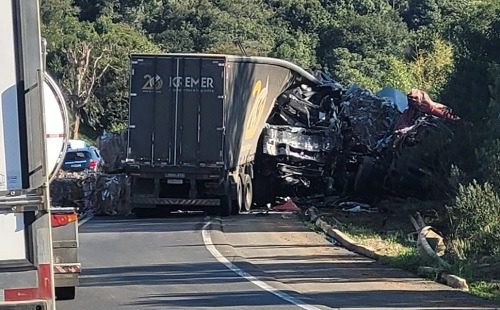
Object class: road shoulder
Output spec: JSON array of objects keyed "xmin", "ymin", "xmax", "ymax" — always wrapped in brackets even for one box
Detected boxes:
[{"xmin": 211, "ymin": 213, "xmax": 498, "ymax": 310}]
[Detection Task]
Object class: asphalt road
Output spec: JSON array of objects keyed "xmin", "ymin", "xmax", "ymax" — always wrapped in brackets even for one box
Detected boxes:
[
  {"xmin": 58, "ymin": 213, "xmax": 498, "ymax": 310},
  {"xmin": 57, "ymin": 215, "xmax": 308, "ymax": 310}
]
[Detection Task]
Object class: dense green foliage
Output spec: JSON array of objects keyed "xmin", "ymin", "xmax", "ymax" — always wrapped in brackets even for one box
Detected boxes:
[
  {"xmin": 448, "ymin": 181, "xmax": 500, "ymax": 260},
  {"xmin": 40, "ymin": 0, "xmax": 499, "ymax": 188},
  {"xmin": 41, "ymin": 0, "xmax": 160, "ymax": 137},
  {"xmin": 40, "ymin": 1, "xmax": 498, "ymax": 122}
]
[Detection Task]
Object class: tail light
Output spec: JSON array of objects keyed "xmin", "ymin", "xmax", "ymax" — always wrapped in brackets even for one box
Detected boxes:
[
  {"xmin": 89, "ymin": 159, "xmax": 97, "ymax": 170},
  {"xmin": 51, "ymin": 212, "xmax": 78, "ymax": 228}
]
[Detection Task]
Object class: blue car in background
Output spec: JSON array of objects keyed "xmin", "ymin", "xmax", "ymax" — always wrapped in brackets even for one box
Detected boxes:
[{"xmin": 62, "ymin": 146, "xmax": 103, "ymax": 172}]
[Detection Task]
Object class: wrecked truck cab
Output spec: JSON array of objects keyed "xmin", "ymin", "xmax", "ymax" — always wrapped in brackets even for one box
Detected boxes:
[
  {"xmin": 125, "ymin": 54, "xmax": 319, "ymax": 215},
  {"xmin": 262, "ymin": 124, "xmax": 340, "ymax": 163},
  {"xmin": 257, "ymin": 68, "xmax": 459, "ymax": 201}
]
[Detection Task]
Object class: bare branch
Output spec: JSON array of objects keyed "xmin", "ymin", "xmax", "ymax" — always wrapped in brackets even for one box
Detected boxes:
[{"xmin": 71, "ymin": 44, "xmax": 112, "ymax": 109}]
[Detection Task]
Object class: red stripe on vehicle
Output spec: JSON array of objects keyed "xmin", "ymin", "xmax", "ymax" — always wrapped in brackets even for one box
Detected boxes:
[
  {"xmin": 4, "ymin": 288, "xmax": 38, "ymax": 301},
  {"xmin": 4, "ymin": 264, "xmax": 52, "ymax": 301},
  {"xmin": 38, "ymin": 264, "xmax": 52, "ymax": 299}
]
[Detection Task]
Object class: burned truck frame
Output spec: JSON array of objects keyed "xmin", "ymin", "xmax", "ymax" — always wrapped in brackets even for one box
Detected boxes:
[{"xmin": 125, "ymin": 54, "xmax": 318, "ymax": 215}]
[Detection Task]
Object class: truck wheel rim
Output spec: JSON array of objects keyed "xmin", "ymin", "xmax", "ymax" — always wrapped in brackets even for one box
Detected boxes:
[
  {"xmin": 237, "ymin": 180, "xmax": 243, "ymax": 212},
  {"xmin": 243, "ymin": 176, "xmax": 252, "ymax": 212}
]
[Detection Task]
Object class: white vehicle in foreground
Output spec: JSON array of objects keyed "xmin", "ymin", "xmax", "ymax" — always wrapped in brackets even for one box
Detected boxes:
[{"xmin": 0, "ymin": 1, "xmax": 64, "ymax": 309}]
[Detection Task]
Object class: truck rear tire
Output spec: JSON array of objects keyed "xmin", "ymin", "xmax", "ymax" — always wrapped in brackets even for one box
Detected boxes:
[
  {"xmin": 56, "ymin": 286, "xmax": 75, "ymax": 300},
  {"xmin": 241, "ymin": 174, "xmax": 253, "ymax": 212},
  {"xmin": 231, "ymin": 177, "xmax": 244, "ymax": 215}
]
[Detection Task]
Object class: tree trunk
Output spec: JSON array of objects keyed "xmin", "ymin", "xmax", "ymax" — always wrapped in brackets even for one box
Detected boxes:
[{"xmin": 72, "ymin": 114, "xmax": 80, "ymax": 139}]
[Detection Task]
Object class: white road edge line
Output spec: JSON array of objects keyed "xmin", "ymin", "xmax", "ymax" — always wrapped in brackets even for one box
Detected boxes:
[
  {"xmin": 202, "ymin": 221, "xmax": 321, "ymax": 310},
  {"xmin": 79, "ymin": 214, "xmax": 94, "ymax": 227}
]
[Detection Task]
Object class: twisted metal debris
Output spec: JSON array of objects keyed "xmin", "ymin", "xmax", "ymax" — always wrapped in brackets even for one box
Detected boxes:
[{"xmin": 257, "ymin": 71, "xmax": 459, "ymax": 200}]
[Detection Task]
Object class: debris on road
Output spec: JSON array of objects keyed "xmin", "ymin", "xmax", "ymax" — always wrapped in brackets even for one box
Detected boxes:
[
  {"xmin": 97, "ymin": 131, "xmax": 127, "ymax": 173},
  {"xmin": 263, "ymin": 125, "xmax": 338, "ymax": 162},
  {"xmin": 339, "ymin": 86, "xmax": 400, "ymax": 152},
  {"xmin": 306, "ymin": 206, "xmax": 474, "ymax": 293},
  {"xmin": 51, "ymin": 171, "xmax": 98, "ymax": 216},
  {"xmin": 410, "ymin": 213, "xmax": 449, "ymax": 266},
  {"xmin": 418, "ymin": 227, "xmax": 446, "ymax": 257},
  {"xmin": 50, "ymin": 171, "xmax": 130, "ymax": 216},
  {"xmin": 94, "ymin": 174, "xmax": 131, "ymax": 216},
  {"xmin": 88, "ymin": 69, "xmax": 459, "ymax": 208},
  {"xmin": 441, "ymin": 273, "xmax": 469, "ymax": 291},
  {"xmin": 339, "ymin": 202, "xmax": 378, "ymax": 213},
  {"xmin": 272, "ymin": 199, "xmax": 301, "ymax": 212}
]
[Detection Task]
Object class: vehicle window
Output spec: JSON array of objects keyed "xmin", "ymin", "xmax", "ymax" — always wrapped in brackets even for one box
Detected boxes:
[{"xmin": 64, "ymin": 151, "xmax": 91, "ymax": 161}]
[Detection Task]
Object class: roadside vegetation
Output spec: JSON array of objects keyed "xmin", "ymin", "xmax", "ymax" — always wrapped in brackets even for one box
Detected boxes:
[{"xmin": 322, "ymin": 194, "xmax": 500, "ymax": 301}]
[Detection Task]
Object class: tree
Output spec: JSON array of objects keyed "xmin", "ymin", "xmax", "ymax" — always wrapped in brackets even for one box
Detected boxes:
[
  {"xmin": 268, "ymin": 0, "xmax": 332, "ymax": 33},
  {"xmin": 271, "ymin": 31, "xmax": 318, "ymax": 69},
  {"xmin": 41, "ymin": 0, "xmax": 160, "ymax": 137},
  {"xmin": 320, "ymin": 10, "xmax": 408, "ymax": 59},
  {"xmin": 42, "ymin": 0, "xmax": 111, "ymax": 138},
  {"xmin": 324, "ymin": 48, "xmax": 385, "ymax": 90},
  {"xmin": 380, "ymin": 56, "xmax": 415, "ymax": 92},
  {"xmin": 404, "ymin": 0, "xmax": 441, "ymax": 30},
  {"xmin": 148, "ymin": 0, "xmax": 279, "ymax": 56},
  {"xmin": 411, "ymin": 37, "xmax": 454, "ymax": 96},
  {"xmin": 63, "ymin": 39, "xmax": 111, "ymax": 138},
  {"xmin": 316, "ymin": 5, "xmax": 410, "ymax": 90},
  {"xmin": 94, "ymin": 18, "xmax": 161, "ymax": 132}
]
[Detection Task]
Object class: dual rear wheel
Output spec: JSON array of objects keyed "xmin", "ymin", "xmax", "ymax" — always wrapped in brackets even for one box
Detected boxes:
[
  {"xmin": 221, "ymin": 173, "xmax": 253, "ymax": 216},
  {"xmin": 240, "ymin": 174, "xmax": 253, "ymax": 213}
]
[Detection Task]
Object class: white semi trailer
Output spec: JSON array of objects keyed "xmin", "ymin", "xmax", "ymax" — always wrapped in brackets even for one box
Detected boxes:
[{"xmin": 0, "ymin": 1, "xmax": 57, "ymax": 309}]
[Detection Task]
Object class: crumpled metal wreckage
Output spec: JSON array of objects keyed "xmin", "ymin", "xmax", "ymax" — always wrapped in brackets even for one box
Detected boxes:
[
  {"xmin": 257, "ymin": 71, "xmax": 460, "ymax": 199},
  {"xmin": 50, "ymin": 172, "xmax": 131, "ymax": 216},
  {"xmin": 97, "ymin": 130, "xmax": 128, "ymax": 173}
]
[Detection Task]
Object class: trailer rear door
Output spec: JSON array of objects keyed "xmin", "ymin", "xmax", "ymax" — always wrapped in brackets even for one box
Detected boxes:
[{"xmin": 129, "ymin": 55, "xmax": 225, "ymax": 167}]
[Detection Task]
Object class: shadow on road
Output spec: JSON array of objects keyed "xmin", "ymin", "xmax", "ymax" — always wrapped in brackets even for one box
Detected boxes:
[
  {"xmin": 80, "ymin": 263, "xmax": 243, "ymax": 287},
  {"xmin": 73, "ymin": 213, "xmax": 498, "ymax": 309},
  {"xmin": 80, "ymin": 259, "xmax": 410, "ymax": 288},
  {"xmin": 129, "ymin": 290, "xmax": 302, "ymax": 308},
  {"xmin": 80, "ymin": 214, "xmax": 207, "ymax": 233},
  {"xmin": 218, "ymin": 214, "xmax": 498, "ymax": 309},
  {"xmin": 78, "ymin": 260, "xmax": 498, "ymax": 309},
  {"xmin": 127, "ymin": 289, "xmax": 495, "ymax": 309}
]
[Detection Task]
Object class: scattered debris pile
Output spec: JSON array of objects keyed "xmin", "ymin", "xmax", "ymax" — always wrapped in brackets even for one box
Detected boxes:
[
  {"xmin": 50, "ymin": 171, "xmax": 130, "ymax": 216},
  {"xmin": 93, "ymin": 174, "xmax": 131, "ymax": 216},
  {"xmin": 256, "ymin": 72, "xmax": 460, "ymax": 201},
  {"xmin": 97, "ymin": 131, "xmax": 127, "ymax": 173},
  {"xmin": 51, "ymin": 171, "xmax": 98, "ymax": 215}
]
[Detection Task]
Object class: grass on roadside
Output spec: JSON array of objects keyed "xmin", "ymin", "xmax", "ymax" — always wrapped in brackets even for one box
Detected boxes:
[
  {"xmin": 470, "ymin": 281, "xmax": 500, "ymax": 301},
  {"xmin": 323, "ymin": 218, "xmax": 500, "ymax": 302},
  {"xmin": 341, "ymin": 224, "xmax": 438, "ymax": 272}
]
